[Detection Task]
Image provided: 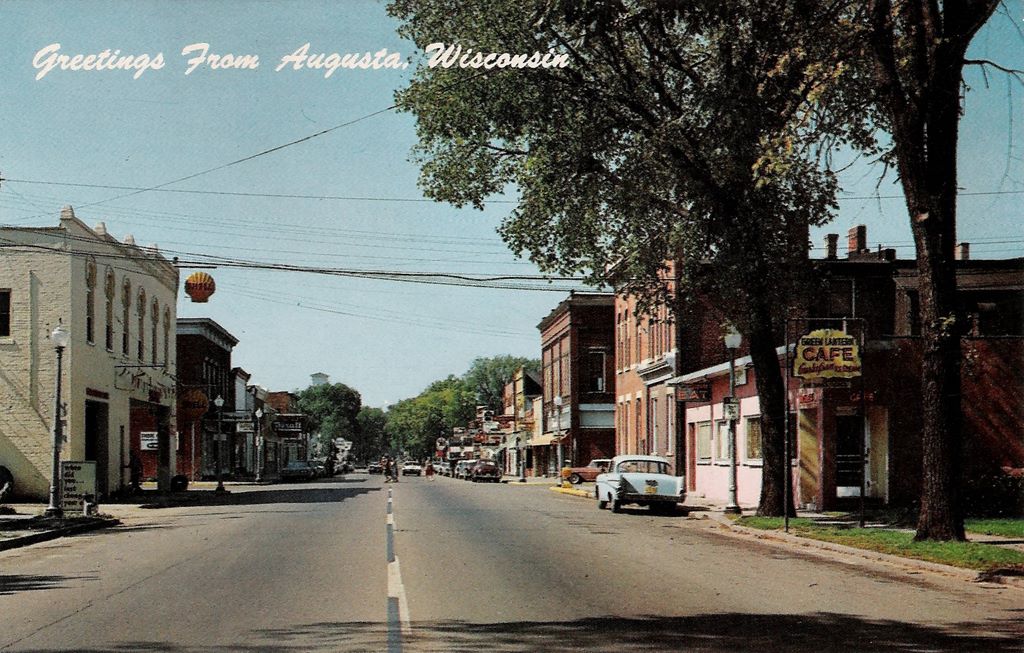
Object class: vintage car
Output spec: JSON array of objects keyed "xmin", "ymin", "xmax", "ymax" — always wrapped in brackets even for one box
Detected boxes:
[
  {"xmin": 469, "ymin": 459, "xmax": 502, "ymax": 482},
  {"xmin": 562, "ymin": 458, "xmax": 613, "ymax": 485},
  {"xmin": 402, "ymin": 461, "xmax": 423, "ymax": 476},
  {"xmin": 455, "ymin": 459, "xmax": 478, "ymax": 480},
  {"xmin": 595, "ymin": 455, "xmax": 685, "ymax": 514}
]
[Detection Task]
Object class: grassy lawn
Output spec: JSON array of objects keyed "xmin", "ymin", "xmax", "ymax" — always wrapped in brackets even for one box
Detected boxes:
[
  {"xmin": 965, "ymin": 519, "xmax": 1024, "ymax": 539},
  {"xmin": 737, "ymin": 516, "xmax": 1024, "ymax": 572}
]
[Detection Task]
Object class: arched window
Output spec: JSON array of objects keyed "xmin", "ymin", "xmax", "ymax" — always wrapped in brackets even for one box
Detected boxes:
[
  {"xmin": 151, "ymin": 298, "xmax": 159, "ymax": 364},
  {"xmin": 136, "ymin": 288, "xmax": 146, "ymax": 361},
  {"xmin": 104, "ymin": 269, "xmax": 115, "ymax": 350},
  {"xmin": 85, "ymin": 259, "xmax": 96, "ymax": 344},
  {"xmin": 163, "ymin": 307, "xmax": 171, "ymax": 368},
  {"xmin": 121, "ymin": 278, "xmax": 132, "ymax": 356}
]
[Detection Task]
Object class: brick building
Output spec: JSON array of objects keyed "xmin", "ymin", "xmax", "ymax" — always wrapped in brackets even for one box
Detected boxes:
[
  {"xmin": 668, "ymin": 226, "xmax": 1024, "ymax": 511},
  {"xmin": 614, "ymin": 262, "xmax": 683, "ymax": 472},
  {"xmin": 535, "ymin": 292, "xmax": 616, "ymax": 475},
  {"xmin": 175, "ymin": 317, "xmax": 238, "ymax": 481},
  {"xmin": 0, "ymin": 207, "xmax": 177, "ymax": 499}
]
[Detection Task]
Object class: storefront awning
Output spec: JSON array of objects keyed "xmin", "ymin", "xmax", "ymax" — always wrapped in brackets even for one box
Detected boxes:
[{"xmin": 528, "ymin": 434, "xmax": 565, "ymax": 447}]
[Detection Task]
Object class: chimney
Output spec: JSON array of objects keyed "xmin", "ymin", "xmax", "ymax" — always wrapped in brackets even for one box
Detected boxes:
[
  {"xmin": 60, "ymin": 205, "xmax": 75, "ymax": 220},
  {"xmin": 848, "ymin": 225, "xmax": 866, "ymax": 256},
  {"xmin": 825, "ymin": 234, "xmax": 838, "ymax": 259},
  {"xmin": 956, "ymin": 242, "xmax": 970, "ymax": 261},
  {"xmin": 94, "ymin": 222, "xmax": 107, "ymax": 236}
]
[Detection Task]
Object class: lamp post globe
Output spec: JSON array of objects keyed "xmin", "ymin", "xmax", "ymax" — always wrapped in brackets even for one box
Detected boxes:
[
  {"xmin": 44, "ymin": 324, "xmax": 70, "ymax": 518},
  {"xmin": 213, "ymin": 395, "xmax": 225, "ymax": 492}
]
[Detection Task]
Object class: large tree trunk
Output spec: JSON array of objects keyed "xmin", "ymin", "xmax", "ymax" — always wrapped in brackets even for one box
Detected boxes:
[{"xmin": 748, "ymin": 298, "xmax": 797, "ymax": 517}]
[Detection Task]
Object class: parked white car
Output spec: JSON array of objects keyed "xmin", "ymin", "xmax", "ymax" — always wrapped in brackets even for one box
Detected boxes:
[
  {"xmin": 595, "ymin": 455, "xmax": 685, "ymax": 514},
  {"xmin": 455, "ymin": 459, "xmax": 478, "ymax": 480}
]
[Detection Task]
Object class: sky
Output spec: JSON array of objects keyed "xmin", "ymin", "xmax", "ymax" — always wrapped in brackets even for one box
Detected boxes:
[{"xmin": 0, "ymin": 1, "xmax": 1021, "ymax": 408}]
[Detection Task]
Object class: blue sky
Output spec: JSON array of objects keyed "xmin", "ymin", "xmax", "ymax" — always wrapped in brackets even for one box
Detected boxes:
[{"xmin": 1, "ymin": 1, "xmax": 1021, "ymax": 407}]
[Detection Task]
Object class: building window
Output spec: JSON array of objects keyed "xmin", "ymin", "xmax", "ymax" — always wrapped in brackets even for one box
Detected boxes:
[
  {"xmin": 121, "ymin": 279, "xmax": 132, "ymax": 356},
  {"xmin": 0, "ymin": 290, "xmax": 10, "ymax": 336},
  {"xmin": 136, "ymin": 289, "xmax": 146, "ymax": 361},
  {"xmin": 650, "ymin": 398, "xmax": 658, "ymax": 454},
  {"xmin": 635, "ymin": 398, "xmax": 642, "ymax": 453},
  {"xmin": 695, "ymin": 422, "xmax": 712, "ymax": 461},
  {"xmin": 163, "ymin": 308, "xmax": 170, "ymax": 367},
  {"xmin": 586, "ymin": 350, "xmax": 606, "ymax": 392},
  {"xmin": 85, "ymin": 261, "xmax": 96, "ymax": 344},
  {"xmin": 745, "ymin": 416, "xmax": 762, "ymax": 461},
  {"xmin": 716, "ymin": 421, "xmax": 731, "ymax": 461},
  {"xmin": 104, "ymin": 270, "xmax": 115, "ymax": 350},
  {"xmin": 151, "ymin": 298, "xmax": 159, "ymax": 364},
  {"xmin": 907, "ymin": 290, "xmax": 921, "ymax": 336}
]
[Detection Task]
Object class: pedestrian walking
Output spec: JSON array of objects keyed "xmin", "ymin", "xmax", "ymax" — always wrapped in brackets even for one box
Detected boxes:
[
  {"xmin": 425, "ymin": 460, "xmax": 435, "ymax": 480},
  {"xmin": 382, "ymin": 456, "xmax": 392, "ymax": 483}
]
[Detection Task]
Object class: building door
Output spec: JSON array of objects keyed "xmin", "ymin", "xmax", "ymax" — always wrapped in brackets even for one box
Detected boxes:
[
  {"xmin": 84, "ymin": 400, "xmax": 110, "ymax": 496},
  {"xmin": 835, "ymin": 415, "xmax": 865, "ymax": 497}
]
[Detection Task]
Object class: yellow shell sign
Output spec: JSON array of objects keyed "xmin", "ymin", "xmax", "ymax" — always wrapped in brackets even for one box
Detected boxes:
[{"xmin": 793, "ymin": 328, "xmax": 861, "ymax": 380}]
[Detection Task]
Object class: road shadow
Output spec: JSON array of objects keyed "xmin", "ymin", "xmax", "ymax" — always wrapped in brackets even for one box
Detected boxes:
[
  {"xmin": 14, "ymin": 613, "xmax": 1023, "ymax": 652},
  {"xmin": 0, "ymin": 573, "xmax": 95, "ymax": 596},
  {"xmin": 136, "ymin": 485, "xmax": 379, "ymax": 509}
]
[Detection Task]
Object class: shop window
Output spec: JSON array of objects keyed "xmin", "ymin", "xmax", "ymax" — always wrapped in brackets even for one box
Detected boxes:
[
  {"xmin": 745, "ymin": 416, "xmax": 762, "ymax": 461},
  {"xmin": 716, "ymin": 420, "xmax": 730, "ymax": 461},
  {"xmin": 695, "ymin": 421, "xmax": 712, "ymax": 461}
]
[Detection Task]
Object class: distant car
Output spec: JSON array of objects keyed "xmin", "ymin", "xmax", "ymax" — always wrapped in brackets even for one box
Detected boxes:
[
  {"xmin": 402, "ymin": 462, "xmax": 422, "ymax": 476},
  {"xmin": 469, "ymin": 459, "xmax": 501, "ymax": 482},
  {"xmin": 595, "ymin": 455, "xmax": 685, "ymax": 514},
  {"xmin": 455, "ymin": 460, "xmax": 477, "ymax": 480},
  {"xmin": 563, "ymin": 458, "xmax": 613, "ymax": 485},
  {"xmin": 367, "ymin": 462, "xmax": 384, "ymax": 474},
  {"xmin": 280, "ymin": 460, "xmax": 317, "ymax": 482}
]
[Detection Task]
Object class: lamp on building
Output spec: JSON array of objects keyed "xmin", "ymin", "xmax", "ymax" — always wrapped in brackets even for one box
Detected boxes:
[
  {"xmin": 724, "ymin": 324, "xmax": 742, "ymax": 515},
  {"xmin": 44, "ymin": 323, "xmax": 70, "ymax": 518},
  {"xmin": 254, "ymin": 407, "xmax": 264, "ymax": 483},
  {"xmin": 553, "ymin": 394, "xmax": 564, "ymax": 480},
  {"xmin": 213, "ymin": 395, "xmax": 226, "ymax": 492}
]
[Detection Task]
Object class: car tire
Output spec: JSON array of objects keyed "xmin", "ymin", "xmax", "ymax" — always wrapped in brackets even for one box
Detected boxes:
[
  {"xmin": 569, "ymin": 473, "xmax": 582, "ymax": 485},
  {"xmin": 611, "ymin": 498, "xmax": 622, "ymax": 513}
]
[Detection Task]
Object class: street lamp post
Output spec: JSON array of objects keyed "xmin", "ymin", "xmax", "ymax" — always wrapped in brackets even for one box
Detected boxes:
[
  {"xmin": 553, "ymin": 394, "xmax": 563, "ymax": 479},
  {"xmin": 724, "ymin": 325, "xmax": 742, "ymax": 515},
  {"xmin": 44, "ymin": 324, "xmax": 69, "ymax": 518},
  {"xmin": 254, "ymin": 407, "xmax": 264, "ymax": 483},
  {"xmin": 213, "ymin": 395, "xmax": 225, "ymax": 492}
]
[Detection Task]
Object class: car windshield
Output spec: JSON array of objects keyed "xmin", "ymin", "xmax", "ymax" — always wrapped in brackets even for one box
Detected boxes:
[
  {"xmin": 616, "ymin": 460, "xmax": 669, "ymax": 474},
  {"xmin": 588, "ymin": 460, "xmax": 610, "ymax": 469}
]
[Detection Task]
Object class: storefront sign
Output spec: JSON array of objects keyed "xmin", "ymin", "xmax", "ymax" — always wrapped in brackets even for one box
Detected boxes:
[
  {"xmin": 61, "ymin": 461, "xmax": 96, "ymax": 512},
  {"xmin": 677, "ymin": 382, "xmax": 711, "ymax": 402},
  {"xmin": 140, "ymin": 431, "xmax": 159, "ymax": 451},
  {"xmin": 272, "ymin": 415, "xmax": 304, "ymax": 436},
  {"xmin": 794, "ymin": 328, "xmax": 861, "ymax": 380}
]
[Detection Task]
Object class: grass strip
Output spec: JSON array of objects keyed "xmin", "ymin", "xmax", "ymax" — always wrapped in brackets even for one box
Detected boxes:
[
  {"xmin": 965, "ymin": 518, "xmax": 1024, "ymax": 539},
  {"xmin": 737, "ymin": 516, "xmax": 1024, "ymax": 571}
]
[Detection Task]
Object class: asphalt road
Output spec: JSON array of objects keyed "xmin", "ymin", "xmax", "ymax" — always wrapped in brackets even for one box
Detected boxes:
[{"xmin": 1, "ymin": 474, "xmax": 1021, "ymax": 652}]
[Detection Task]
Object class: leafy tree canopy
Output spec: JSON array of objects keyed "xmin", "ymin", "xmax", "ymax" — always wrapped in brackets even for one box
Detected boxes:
[
  {"xmin": 462, "ymin": 355, "xmax": 540, "ymax": 412},
  {"xmin": 297, "ymin": 383, "xmax": 362, "ymax": 452}
]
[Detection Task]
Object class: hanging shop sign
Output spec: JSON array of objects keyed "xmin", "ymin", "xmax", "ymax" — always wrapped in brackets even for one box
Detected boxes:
[
  {"xmin": 793, "ymin": 328, "xmax": 861, "ymax": 380},
  {"xmin": 177, "ymin": 388, "xmax": 209, "ymax": 423},
  {"xmin": 184, "ymin": 271, "xmax": 216, "ymax": 303}
]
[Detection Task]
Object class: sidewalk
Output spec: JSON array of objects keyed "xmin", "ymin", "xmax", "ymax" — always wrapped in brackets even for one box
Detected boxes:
[
  {"xmin": 0, "ymin": 504, "xmax": 120, "ymax": 552},
  {"xmin": 545, "ymin": 484, "xmax": 1024, "ymax": 588}
]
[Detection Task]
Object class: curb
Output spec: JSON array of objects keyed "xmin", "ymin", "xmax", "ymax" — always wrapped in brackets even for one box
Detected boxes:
[
  {"xmin": 0, "ymin": 517, "xmax": 121, "ymax": 552},
  {"xmin": 549, "ymin": 485, "xmax": 592, "ymax": 498},
  {"xmin": 709, "ymin": 514, "xmax": 1024, "ymax": 590}
]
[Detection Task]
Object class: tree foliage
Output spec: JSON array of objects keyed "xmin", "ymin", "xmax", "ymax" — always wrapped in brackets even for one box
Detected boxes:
[
  {"xmin": 390, "ymin": 0, "xmax": 875, "ymax": 516},
  {"xmin": 355, "ymin": 407, "xmax": 389, "ymax": 462},
  {"xmin": 385, "ymin": 376, "xmax": 477, "ymax": 459},
  {"xmin": 297, "ymin": 382, "xmax": 362, "ymax": 453},
  {"xmin": 463, "ymin": 355, "xmax": 540, "ymax": 412}
]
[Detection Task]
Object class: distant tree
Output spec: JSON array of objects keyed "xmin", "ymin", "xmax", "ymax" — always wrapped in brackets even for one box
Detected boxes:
[
  {"xmin": 297, "ymin": 383, "xmax": 362, "ymax": 456},
  {"xmin": 386, "ymin": 376, "xmax": 476, "ymax": 458},
  {"xmin": 355, "ymin": 407, "xmax": 388, "ymax": 461},
  {"xmin": 463, "ymin": 356, "xmax": 540, "ymax": 413}
]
